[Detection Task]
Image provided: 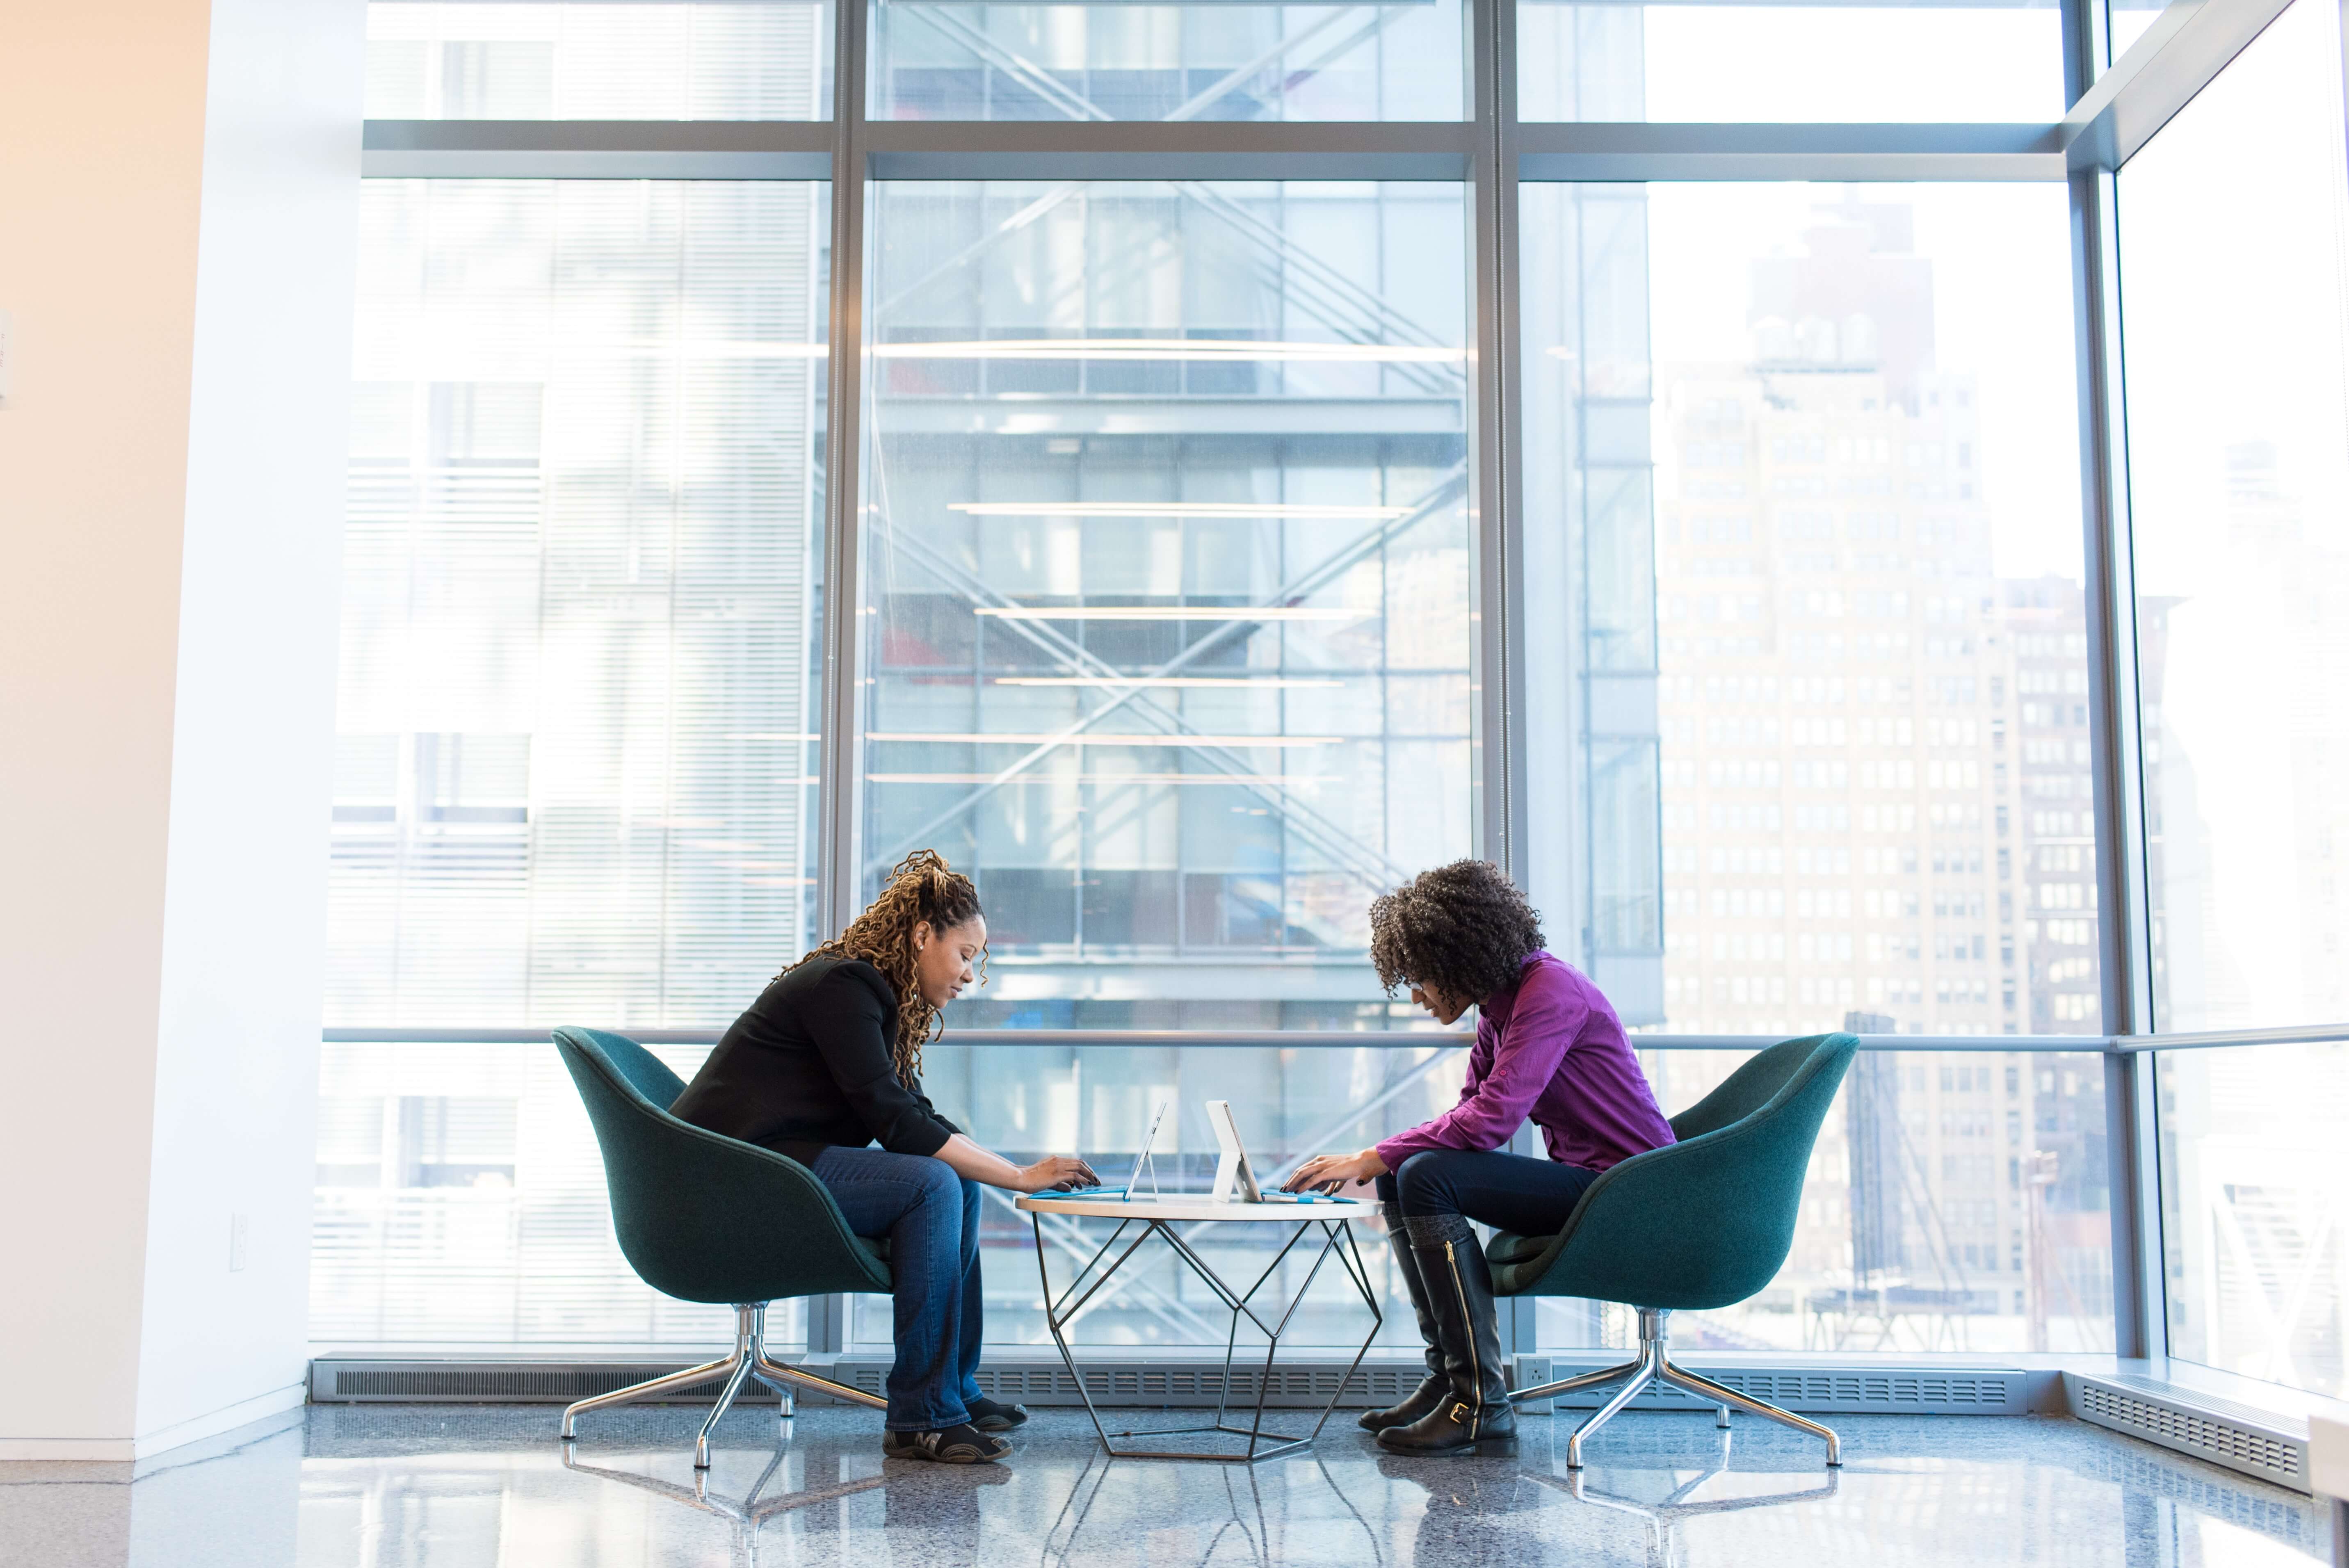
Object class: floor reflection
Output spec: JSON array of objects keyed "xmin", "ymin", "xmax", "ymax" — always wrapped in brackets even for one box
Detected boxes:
[
  {"xmin": 1519, "ymin": 1429, "xmax": 1842, "ymax": 1568},
  {"xmin": 1037, "ymin": 1448, "xmax": 1390, "ymax": 1568},
  {"xmin": 559, "ymin": 1436, "xmax": 891, "ymax": 1567},
  {"xmin": 0, "ymin": 1404, "xmax": 2326, "ymax": 1567}
]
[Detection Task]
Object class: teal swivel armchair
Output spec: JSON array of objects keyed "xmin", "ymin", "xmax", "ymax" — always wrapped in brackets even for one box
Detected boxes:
[
  {"xmin": 552, "ymin": 1027, "xmax": 891, "ymax": 1467},
  {"xmin": 1495, "ymin": 1033, "xmax": 1858, "ymax": 1468}
]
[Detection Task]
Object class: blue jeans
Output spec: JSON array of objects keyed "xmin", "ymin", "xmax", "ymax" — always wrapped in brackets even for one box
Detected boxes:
[
  {"xmin": 810, "ymin": 1146, "xmax": 985, "ymax": 1431},
  {"xmin": 1376, "ymin": 1148, "xmax": 1599, "ymax": 1235}
]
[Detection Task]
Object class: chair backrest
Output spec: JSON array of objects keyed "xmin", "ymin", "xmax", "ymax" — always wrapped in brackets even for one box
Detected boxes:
[
  {"xmin": 554, "ymin": 1027, "xmax": 891, "ymax": 1306},
  {"xmin": 1496, "ymin": 1033, "xmax": 1858, "ymax": 1312},
  {"xmin": 571, "ymin": 1025, "xmax": 690, "ymax": 1108}
]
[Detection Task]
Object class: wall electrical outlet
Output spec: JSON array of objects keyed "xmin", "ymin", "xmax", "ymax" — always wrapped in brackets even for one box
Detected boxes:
[
  {"xmin": 0, "ymin": 309, "xmax": 14, "ymax": 401},
  {"xmin": 229, "ymin": 1212, "xmax": 249, "ymax": 1273}
]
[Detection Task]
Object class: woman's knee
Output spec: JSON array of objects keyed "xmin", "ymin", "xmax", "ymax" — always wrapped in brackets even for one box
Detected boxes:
[
  {"xmin": 893, "ymin": 1150, "xmax": 968, "ymax": 1220},
  {"xmin": 1393, "ymin": 1151, "xmax": 1456, "ymax": 1214},
  {"xmin": 902, "ymin": 1154, "xmax": 962, "ymax": 1208}
]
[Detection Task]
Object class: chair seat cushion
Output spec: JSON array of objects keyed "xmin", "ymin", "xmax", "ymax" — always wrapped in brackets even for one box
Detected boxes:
[
  {"xmin": 1486, "ymin": 1230, "xmax": 1566, "ymax": 1295},
  {"xmin": 1486, "ymin": 1231, "xmax": 1551, "ymax": 1267}
]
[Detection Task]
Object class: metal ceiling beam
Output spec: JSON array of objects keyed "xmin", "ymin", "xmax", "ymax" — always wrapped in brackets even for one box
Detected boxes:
[
  {"xmin": 2061, "ymin": 0, "xmax": 2296, "ymax": 169},
  {"xmin": 1518, "ymin": 122, "xmax": 2068, "ymax": 181},
  {"xmin": 863, "ymin": 120, "xmax": 1481, "ymax": 180},
  {"xmin": 361, "ymin": 119, "xmax": 833, "ymax": 178}
]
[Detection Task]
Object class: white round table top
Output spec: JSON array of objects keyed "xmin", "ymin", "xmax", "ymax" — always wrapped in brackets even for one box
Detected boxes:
[{"xmin": 1014, "ymin": 1192, "xmax": 1377, "ymax": 1222}]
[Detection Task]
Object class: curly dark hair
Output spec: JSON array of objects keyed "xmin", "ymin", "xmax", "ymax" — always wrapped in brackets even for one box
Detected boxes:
[
  {"xmin": 1368, "ymin": 860, "xmax": 1545, "ymax": 1005},
  {"xmin": 790, "ymin": 849, "xmax": 985, "ymax": 1084}
]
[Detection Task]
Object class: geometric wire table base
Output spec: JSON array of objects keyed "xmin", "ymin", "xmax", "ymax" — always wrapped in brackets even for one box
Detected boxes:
[{"xmin": 1026, "ymin": 1207, "xmax": 1384, "ymax": 1463}]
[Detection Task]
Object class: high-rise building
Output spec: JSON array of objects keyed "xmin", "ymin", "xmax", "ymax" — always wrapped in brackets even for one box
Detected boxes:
[
  {"xmin": 1653, "ymin": 195, "xmax": 2005, "ymax": 1041},
  {"xmin": 1637, "ymin": 194, "xmax": 2110, "ymax": 1351}
]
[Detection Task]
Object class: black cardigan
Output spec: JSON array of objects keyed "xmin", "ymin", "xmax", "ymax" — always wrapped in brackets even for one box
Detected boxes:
[{"xmin": 670, "ymin": 955, "xmax": 961, "ymax": 1168}]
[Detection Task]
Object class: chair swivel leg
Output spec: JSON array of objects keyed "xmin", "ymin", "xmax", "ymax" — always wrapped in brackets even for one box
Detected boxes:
[
  {"xmin": 561, "ymin": 1302, "xmax": 886, "ymax": 1465},
  {"xmin": 1564, "ymin": 1333, "xmax": 1665, "ymax": 1469},
  {"xmin": 1376, "ymin": 1214, "xmax": 1518, "ymax": 1458},
  {"xmin": 1657, "ymin": 1361, "xmax": 1840, "ymax": 1466},
  {"xmin": 1506, "ymin": 1354, "xmax": 1649, "ymax": 1408},
  {"xmin": 1546, "ymin": 1309, "xmax": 1840, "ymax": 1471},
  {"xmin": 562, "ymin": 1355, "xmax": 736, "ymax": 1441},
  {"xmin": 738, "ymin": 1299, "xmax": 885, "ymax": 1414},
  {"xmin": 1358, "ymin": 1203, "xmax": 1450, "ymax": 1432},
  {"xmin": 695, "ymin": 1356, "xmax": 759, "ymax": 1470}
]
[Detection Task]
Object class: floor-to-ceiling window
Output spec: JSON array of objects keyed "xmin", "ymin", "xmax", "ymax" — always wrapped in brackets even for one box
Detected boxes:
[
  {"xmin": 2116, "ymin": 0, "xmax": 2349, "ymax": 1399},
  {"xmin": 315, "ymin": 0, "xmax": 2349, "ymax": 1388},
  {"xmin": 1519, "ymin": 180, "xmax": 2115, "ymax": 1355}
]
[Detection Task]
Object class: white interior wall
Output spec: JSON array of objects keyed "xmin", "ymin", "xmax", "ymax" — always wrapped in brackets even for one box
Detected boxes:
[{"xmin": 0, "ymin": 0, "xmax": 365, "ymax": 1460}]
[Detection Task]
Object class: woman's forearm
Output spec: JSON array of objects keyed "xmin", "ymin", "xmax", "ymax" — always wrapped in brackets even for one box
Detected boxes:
[{"xmin": 930, "ymin": 1133, "xmax": 1031, "ymax": 1190}]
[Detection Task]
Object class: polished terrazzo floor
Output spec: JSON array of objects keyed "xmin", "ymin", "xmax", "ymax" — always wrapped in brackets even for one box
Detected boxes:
[{"xmin": 2, "ymin": 1401, "xmax": 2326, "ymax": 1567}]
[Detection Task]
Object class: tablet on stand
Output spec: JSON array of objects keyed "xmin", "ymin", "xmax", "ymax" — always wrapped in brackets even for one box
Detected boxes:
[{"xmin": 1205, "ymin": 1098, "xmax": 1264, "ymax": 1202}]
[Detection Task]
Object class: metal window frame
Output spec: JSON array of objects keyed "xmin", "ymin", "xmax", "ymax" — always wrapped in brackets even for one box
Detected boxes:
[{"xmin": 348, "ymin": 0, "xmax": 2327, "ymax": 1372}]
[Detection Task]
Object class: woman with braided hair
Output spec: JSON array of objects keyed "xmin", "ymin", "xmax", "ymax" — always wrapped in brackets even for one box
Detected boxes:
[
  {"xmin": 1283, "ymin": 859, "xmax": 1676, "ymax": 1458},
  {"xmin": 673, "ymin": 849, "xmax": 1097, "ymax": 1464}
]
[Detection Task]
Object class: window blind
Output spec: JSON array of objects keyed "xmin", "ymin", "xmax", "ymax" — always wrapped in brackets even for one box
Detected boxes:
[{"xmin": 320, "ymin": 178, "xmax": 824, "ymax": 1346}]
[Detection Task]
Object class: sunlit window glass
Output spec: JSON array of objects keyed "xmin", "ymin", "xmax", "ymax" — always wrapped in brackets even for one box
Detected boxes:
[
  {"xmin": 1518, "ymin": 0, "xmax": 2063, "ymax": 122},
  {"xmin": 317, "ymin": 179, "xmax": 827, "ymax": 1347},
  {"xmin": 2119, "ymin": 0, "xmax": 2349, "ymax": 1035},
  {"xmin": 2108, "ymin": 0, "xmax": 2166, "ymax": 61},
  {"xmin": 364, "ymin": 1, "xmax": 832, "ymax": 119},
  {"xmin": 869, "ymin": 0, "xmax": 1463, "ymax": 120},
  {"xmin": 1525, "ymin": 183, "xmax": 2094, "ymax": 1042},
  {"xmin": 859, "ymin": 180, "xmax": 1473, "ymax": 1030},
  {"xmin": 2160, "ymin": 1043, "xmax": 2349, "ymax": 1398},
  {"xmin": 1521, "ymin": 181, "xmax": 2110, "ymax": 1356}
]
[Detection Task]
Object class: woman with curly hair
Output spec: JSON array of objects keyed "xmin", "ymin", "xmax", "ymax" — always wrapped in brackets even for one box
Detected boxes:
[
  {"xmin": 1284, "ymin": 859, "xmax": 1676, "ymax": 1458},
  {"xmin": 672, "ymin": 850, "xmax": 1096, "ymax": 1464}
]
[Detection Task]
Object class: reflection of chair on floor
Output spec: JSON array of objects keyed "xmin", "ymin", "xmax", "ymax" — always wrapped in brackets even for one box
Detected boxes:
[
  {"xmin": 1042, "ymin": 1448, "xmax": 1384, "ymax": 1568},
  {"xmin": 1525, "ymin": 1430, "xmax": 1842, "ymax": 1568},
  {"xmin": 1492, "ymin": 1034, "xmax": 1858, "ymax": 1468},
  {"xmin": 560, "ymin": 1446, "xmax": 888, "ymax": 1568},
  {"xmin": 553, "ymin": 1027, "xmax": 891, "ymax": 1468}
]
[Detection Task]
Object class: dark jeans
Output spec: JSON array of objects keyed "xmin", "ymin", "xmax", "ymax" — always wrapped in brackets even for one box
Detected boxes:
[
  {"xmin": 1375, "ymin": 1148, "xmax": 1599, "ymax": 1237},
  {"xmin": 810, "ymin": 1146, "xmax": 984, "ymax": 1431}
]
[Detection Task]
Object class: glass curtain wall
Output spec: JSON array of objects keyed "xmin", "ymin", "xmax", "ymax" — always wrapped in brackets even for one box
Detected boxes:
[
  {"xmin": 1517, "ymin": 0, "xmax": 2063, "ymax": 121},
  {"xmin": 869, "ymin": 0, "xmax": 1464, "ymax": 120},
  {"xmin": 2117, "ymin": 0, "xmax": 2349, "ymax": 1398},
  {"xmin": 365, "ymin": 2, "xmax": 833, "ymax": 119},
  {"xmin": 1524, "ymin": 183, "xmax": 2099, "ymax": 1048},
  {"xmin": 320, "ymin": 171, "xmax": 829, "ymax": 1344},
  {"xmin": 857, "ymin": 180, "xmax": 1472, "ymax": 1029},
  {"xmin": 1517, "ymin": 181, "xmax": 2113, "ymax": 1355},
  {"xmin": 321, "ymin": 0, "xmax": 2349, "ymax": 1380}
]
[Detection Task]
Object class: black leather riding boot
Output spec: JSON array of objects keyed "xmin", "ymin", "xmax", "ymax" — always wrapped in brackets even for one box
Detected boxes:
[
  {"xmin": 1358, "ymin": 1203, "xmax": 1449, "ymax": 1431},
  {"xmin": 1375, "ymin": 1214, "xmax": 1518, "ymax": 1458}
]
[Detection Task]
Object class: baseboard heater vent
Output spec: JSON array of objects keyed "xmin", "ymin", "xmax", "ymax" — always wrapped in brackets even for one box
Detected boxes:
[
  {"xmin": 1509, "ymin": 1357, "xmax": 2028, "ymax": 1416},
  {"xmin": 2066, "ymin": 1374, "xmax": 2309, "ymax": 1494},
  {"xmin": 312, "ymin": 1363, "xmax": 778, "ymax": 1405},
  {"xmin": 312, "ymin": 1355, "xmax": 2027, "ymax": 1415},
  {"xmin": 309, "ymin": 1356, "xmax": 1429, "ymax": 1409}
]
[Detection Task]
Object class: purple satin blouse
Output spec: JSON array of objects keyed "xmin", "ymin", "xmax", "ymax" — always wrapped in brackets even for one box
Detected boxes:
[{"xmin": 1374, "ymin": 951, "xmax": 1676, "ymax": 1175}]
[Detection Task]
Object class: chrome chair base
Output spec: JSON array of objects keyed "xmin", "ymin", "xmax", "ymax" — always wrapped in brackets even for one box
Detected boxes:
[
  {"xmin": 559, "ymin": 1302, "xmax": 888, "ymax": 1468},
  {"xmin": 1508, "ymin": 1307, "xmax": 1841, "ymax": 1470}
]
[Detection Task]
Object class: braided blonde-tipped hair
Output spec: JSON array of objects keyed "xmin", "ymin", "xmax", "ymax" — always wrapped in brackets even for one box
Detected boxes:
[{"xmin": 794, "ymin": 849, "xmax": 986, "ymax": 1084}]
